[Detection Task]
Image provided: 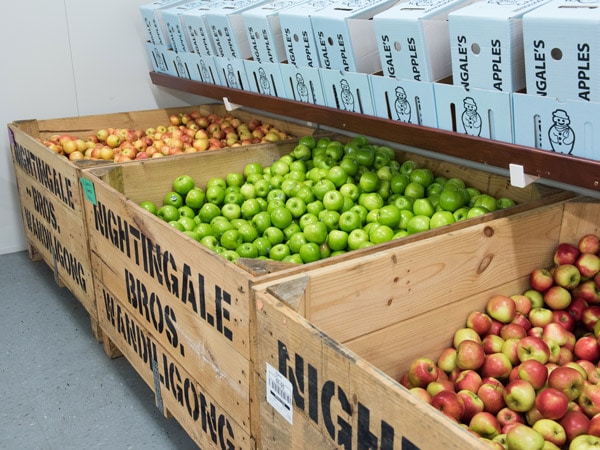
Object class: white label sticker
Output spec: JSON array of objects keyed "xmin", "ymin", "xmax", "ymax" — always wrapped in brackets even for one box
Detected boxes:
[{"xmin": 266, "ymin": 363, "xmax": 293, "ymax": 425}]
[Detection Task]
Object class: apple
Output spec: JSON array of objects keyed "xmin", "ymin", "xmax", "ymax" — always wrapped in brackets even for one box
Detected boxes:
[
  {"xmin": 551, "ymin": 309, "xmax": 575, "ymax": 332},
  {"xmin": 457, "ymin": 389, "xmax": 485, "ymax": 422},
  {"xmin": 529, "ymin": 326, "xmax": 544, "ymax": 338},
  {"xmin": 583, "ymin": 306, "xmax": 600, "ymax": 331},
  {"xmin": 580, "ymin": 383, "xmax": 600, "ymax": 418},
  {"xmin": 407, "ymin": 357, "xmax": 439, "ymax": 388},
  {"xmin": 409, "ymin": 387, "xmax": 432, "ymax": 404},
  {"xmin": 496, "ymin": 406, "xmax": 525, "ymax": 428},
  {"xmin": 544, "ymin": 284, "xmax": 573, "ymax": 310},
  {"xmin": 574, "ymin": 335, "xmax": 600, "ymax": 363},
  {"xmin": 426, "ymin": 380, "xmax": 455, "ymax": 397},
  {"xmin": 488, "ymin": 319, "xmax": 504, "ymax": 337},
  {"xmin": 456, "ymin": 339, "xmax": 485, "ymax": 371},
  {"xmin": 589, "ymin": 414, "xmax": 600, "ymax": 438},
  {"xmin": 530, "ymin": 268, "xmax": 555, "ymax": 293},
  {"xmin": 478, "ymin": 380, "xmax": 506, "ymax": 415},
  {"xmin": 455, "ymin": 369, "xmax": 483, "ymax": 393},
  {"xmin": 579, "ymin": 234, "xmax": 600, "ymax": 254},
  {"xmin": 554, "ymin": 242, "xmax": 581, "ymax": 265},
  {"xmin": 517, "ymin": 359, "xmax": 548, "ymax": 390},
  {"xmin": 548, "ymin": 366, "xmax": 586, "ymax": 402},
  {"xmin": 535, "ymin": 387, "xmax": 569, "ymax": 420},
  {"xmin": 481, "ymin": 353, "xmax": 513, "ymax": 380},
  {"xmin": 529, "ymin": 307, "xmax": 554, "ymax": 328},
  {"xmin": 512, "ymin": 294, "xmax": 533, "ymax": 315},
  {"xmin": 466, "ymin": 311, "xmax": 493, "ymax": 336},
  {"xmin": 453, "ymin": 327, "xmax": 482, "ymax": 347},
  {"xmin": 560, "ymin": 410, "xmax": 590, "ymax": 442},
  {"xmin": 574, "ymin": 280, "xmax": 600, "ymax": 305},
  {"xmin": 506, "ymin": 423, "xmax": 545, "ymax": 450},
  {"xmin": 511, "ymin": 312, "xmax": 533, "ymax": 331},
  {"xmin": 502, "ymin": 338, "xmax": 521, "ymax": 366},
  {"xmin": 483, "ymin": 334, "xmax": 506, "ymax": 354},
  {"xmin": 576, "ymin": 253, "xmax": 600, "ymax": 279},
  {"xmin": 543, "ymin": 322, "xmax": 570, "ymax": 346},
  {"xmin": 431, "ymin": 390, "xmax": 465, "ymax": 421},
  {"xmin": 486, "ymin": 295, "xmax": 517, "ymax": 324},
  {"xmin": 503, "ymin": 379, "xmax": 536, "ymax": 412},
  {"xmin": 532, "ymin": 418, "xmax": 567, "ymax": 448},
  {"xmin": 570, "ymin": 434, "xmax": 600, "ymax": 449},
  {"xmin": 500, "ymin": 323, "xmax": 528, "ymax": 340},
  {"xmin": 469, "ymin": 411, "xmax": 501, "ymax": 440},
  {"xmin": 437, "ymin": 347, "xmax": 458, "ymax": 373},
  {"xmin": 516, "ymin": 336, "xmax": 551, "ymax": 364}
]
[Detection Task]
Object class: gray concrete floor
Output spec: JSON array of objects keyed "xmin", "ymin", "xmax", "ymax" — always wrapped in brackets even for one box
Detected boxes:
[{"xmin": 0, "ymin": 251, "xmax": 198, "ymax": 449}]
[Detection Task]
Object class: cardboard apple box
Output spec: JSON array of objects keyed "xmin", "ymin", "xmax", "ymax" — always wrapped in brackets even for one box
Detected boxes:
[
  {"xmin": 279, "ymin": 63, "xmax": 328, "ymax": 105},
  {"xmin": 139, "ymin": 0, "xmax": 190, "ymax": 49},
  {"xmin": 145, "ymin": 42, "xmax": 176, "ymax": 76},
  {"xmin": 448, "ymin": 0, "xmax": 552, "ymax": 93},
  {"xmin": 319, "ymin": 68, "xmax": 376, "ymax": 115},
  {"xmin": 308, "ymin": 0, "xmax": 399, "ymax": 73},
  {"xmin": 179, "ymin": 1, "xmax": 227, "ymax": 56},
  {"xmin": 243, "ymin": 60, "xmax": 287, "ymax": 97},
  {"xmin": 161, "ymin": 1, "xmax": 214, "ymax": 53},
  {"xmin": 369, "ymin": 74, "xmax": 438, "ymax": 127},
  {"xmin": 522, "ymin": 0, "xmax": 600, "ymax": 102},
  {"xmin": 512, "ymin": 93, "xmax": 600, "ymax": 160},
  {"xmin": 213, "ymin": 56, "xmax": 251, "ymax": 90},
  {"xmin": 373, "ymin": 0, "xmax": 474, "ymax": 82},
  {"xmin": 176, "ymin": 52, "xmax": 223, "ymax": 84}
]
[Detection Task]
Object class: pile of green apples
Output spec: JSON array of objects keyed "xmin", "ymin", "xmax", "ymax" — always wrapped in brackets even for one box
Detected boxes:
[{"xmin": 140, "ymin": 135, "xmax": 516, "ymax": 264}]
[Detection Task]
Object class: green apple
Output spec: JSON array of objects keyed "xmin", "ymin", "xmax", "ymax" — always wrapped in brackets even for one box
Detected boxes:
[
  {"xmin": 299, "ymin": 212, "xmax": 319, "ymax": 230},
  {"xmin": 359, "ymin": 171, "xmax": 380, "ymax": 193},
  {"xmin": 393, "ymin": 195, "xmax": 414, "ymax": 211},
  {"xmin": 303, "ymin": 221, "xmax": 328, "ymax": 245},
  {"xmin": 251, "ymin": 211, "xmax": 272, "ymax": 234},
  {"xmin": 263, "ymin": 226, "xmax": 285, "ymax": 246},
  {"xmin": 322, "ymin": 190, "xmax": 345, "ymax": 212},
  {"xmin": 377, "ymin": 204, "xmax": 401, "ymax": 228},
  {"xmin": 338, "ymin": 210, "xmax": 362, "ymax": 232},
  {"xmin": 299, "ymin": 242, "xmax": 321, "ymax": 263},
  {"xmin": 339, "ymin": 183, "xmax": 360, "ymax": 201},
  {"xmin": 288, "ymin": 232, "xmax": 308, "ymax": 254},
  {"xmin": 340, "ymin": 156, "xmax": 359, "ymax": 177},
  {"xmin": 286, "ymin": 197, "xmax": 307, "ymax": 218},
  {"xmin": 253, "ymin": 236, "xmax": 271, "ymax": 257},
  {"xmin": 429, "ymin": 211, "xmax": 456, "ymax": 229},
  {"xmin": 368, "ymin": 224, "xmax": 394, "ymax": 245},
  {"xmin": 438, "ymin": 189, "xmax": 466, "ymax": 212},
  {"xmin": 173, "ymin": 174, "xmax": 195, "ymax": 196},
  {"xmin": 306, "ymin": 200, "xmax": 325, "ymax": 216},
  {"xmin": 398, "ymin": 210, "xmax": 414, "ymax": 230},
  {"xmin": 318, "ymin": 210, "xmax": 340, "ymax": 231},
  {"xmin": 163, "ymin": 191, "xmax": 184, "ymax": 208},
  {"xmin": 226, "ymin": 172, "xmax": 245, "ymax": 188},
  {"xmin": 409, "ymin": 168, "xmax": 434, "ymax": 188},
  {"xmin": 139, "ymin": 200, "xmax": 157, "ymax": 215},
  {"xmin": 270, "ymin": 206, "xmax": 294, "ymax": 229},
  {"xmin": 467, "ymin": 206, "xmax": 489, "ymax": 218},
  {"xmin": 327, "ymin": 229, "xmax": 348, "ymax": 251},
  {"xmin": 200, "ymin": 235, "xmax": 219, "ymax": 251},
  {"xmin": 241, "ymin": 198, "xmax": 262, "ymax": 219},
  {"xmin": 473, "ymin": 194, "xmax": 498, "ymax": 212},
  {"xmin": 295, "ymin": 185, "xmax": 316, "ymax": 204},
  {"xmin": 412, "ymin": 198, "xmax": 435, "ymax": 217},
  {"xmin": 400, "ymin": 160, "xmax": 416, "ymax": 175},
  {"xmin": 406, "ymin": 215, "xmax": 430, "ymax": 234},
  {"xmin": 269, "ymin": 243, "xmax": 291, "ymax": 261},
  {"xmin": 221, "ymin": 203, "xmax": 241, "ymax": 221},
  {"xmin": 184, "ymin": 187, "xmax": 205, "ymax": 210},
  {"xmin": 177, "ymin": 216, "xmax": 196, "ymax": 231},
  {"xmin": 358, "ymin": 192, "xmax": 384, "ymax": 211},
  {"xmin": 157, "ymin": 204, "xmax": 180, "ymax": 222},
  {"xmin": 237, "ymin": 223, "xmax": 258, "ymax": 243},
  {"xmin": 312, "ymin": 179, "xmax": 336, "ymax": 200},
  {"xmin": 404, "ymin": 182, "xmax": 425, "ymax": 199},
  {"xmin": 347, "ymin": 228, "xmax": 370, "ymax": 250},
  {"xmin": 178, "ymin": 205, "xmax": 195, "ymax": 219},
  {"xmin": 349, "ymin": 204, "xmax": 368, "ymax": 224},
  {"xmin": 205, "ymin": 185, "xmax": 226, "ymax": 206},
  {"xmin": 198, "ymin": 203, "xmax": 221, "ymax": 223},
  {"xmin": 326, "ymin": 165, "xmax": 348, "ymax": 188},
  {"xmin": 453, "ymin": 206, "xmax": 470, "ymax": 222}
]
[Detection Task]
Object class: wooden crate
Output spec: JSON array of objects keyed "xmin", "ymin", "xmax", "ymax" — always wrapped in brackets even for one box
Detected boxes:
[
  {"xmin": 7, "ymin": 104, "xmax": 314, "ymax": 341},
  {"xmin": 252, "ymin": 198, "xmax": 600, "ymax": 449},
  {"xmin": 79, "ymin": 137, "xmax": 569, "ymax": 447}
]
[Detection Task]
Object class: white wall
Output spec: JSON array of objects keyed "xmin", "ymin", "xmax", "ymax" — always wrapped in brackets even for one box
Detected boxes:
[{"xmin": 0, "ymin": 0, "xmax": 207, "ymax": 255}]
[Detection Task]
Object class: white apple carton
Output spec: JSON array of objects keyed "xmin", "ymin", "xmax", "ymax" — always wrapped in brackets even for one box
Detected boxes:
[
  {"xmin": 145, "ymin": 42, "xmax": 174, "ymax": 75},
  {"xmin": 203, "ymin": 0, "xmax": 273, "ymax": 60},
  {"xmin": 368, "ymin": 73, "xmax": 438, "ymax": 127},
  {"xmin": 309, "ymin": 0, "xmax": 400, "ymax": 73},
  {"xmin": 175, "ymin": 52, "xmax": 222, "ymax": 84},
  {"xmin": 214, "ymin": 56, "xmax": 251, "ymax": 90},
  {"xmin": 373, "ymin": 0, "xmax": 474, "ymax": 83},
  {"xmin": 243, "ymin": 59, "xmax": 288, "ymax": 97},
  {"xmin": 140, "ymin": 0, "xmax": 191, "ymax": 49},
  {"xmin": 179, "ymin": 1, "xmax": 226, "ymax": 56},
  {"xmin": 277, "ymin": 0, "xmax": 339, "ymax": 68},
  {"xmin": 319, "ymin": 68, "xmax": 377, "ymax": 115},
  {"xmin": 279, "ymin": 63, "xmax": 328, "ymax": 105},
  {"xmin": 6, "ymin": 105, "xmax": 314, "ymax": 349},
  {"xmin": 161, "ymin": 0, "xmax": 214, "ymax": 54},
  {"xmin": 242, "ymin": 0, "xmax": 314, "ymax": 64},
  {"xmin": 447, "ymin": 0, "xmax": 552, "ymax": 93},
  {"xmin": 79, "ymin": 129, "xmax": 567, "ymax": 448},
  {"xmin": 512, "ymin": 93, "xmax": 600, "ymax": 160},
  {"xmin": 522, "ymin": 0, "xmax": 600, "ymax": 102},
  {"xmin": 252, "ymin": 196, "xmax": 594, "ymax": 449},
  {"xmin": 434, "ymin": 82, "xmax": 514, "ymax": 143}
]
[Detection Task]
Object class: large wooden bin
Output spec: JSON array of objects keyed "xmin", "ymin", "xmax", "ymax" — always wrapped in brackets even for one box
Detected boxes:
[
  {"xmin": 7, "ymin": 104, "xmax": 313, "ymax": 340},
  {"xmin": 79, "ymin": 134, "xmax": 569, "ymax": 448},
  {"xmin": 252, "ymin": 198, "xmax": 600, "ymax": 449}
]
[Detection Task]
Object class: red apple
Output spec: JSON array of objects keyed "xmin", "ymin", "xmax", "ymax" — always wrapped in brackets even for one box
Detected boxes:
[
  {"xmin": 531, "ymin": 418, "xmax": 567, "ymax": 448},
  {"xmin": 426, "ymin": 380, "xmax": 455, "ymax": 398},
  {"xmin": 407, "ymin": 357, "xmax": 440, "ymax": 388},
  {"xmin": 512, "ymin": 294, "xmax": 533, "ymax": 315},
  {"xmin": 543, "ymin": 321, "xmax": 571, "ymax": 346},
  {"xmin": 530, "ymin": 268, "xmax": 555, "ymax": 292},
  {"xmin": 453, "ymin": 327, "xmax": 482, "ymax": 347},
  {"xmin": 559, "ymin": 410, "xmax": 590, "ymax": 442},
  {"xmin": 551, "ymin": 309, "xmax": 575, "ymax": 332},
  {"xmin": 516, "ymin": 336, "xmax": 550, "ymax": 364},
  {"xmin": 481, "ymin": 353, "xmax": 513, "ymax": 380},
  {"xmin": 544, "ymin": 284, "xmax": 573, "ymax": 310},
  {"xmin": 577, "ymin": 252, "xmax": 600, "ymax": 279},
  {"xmin": 457, "ymin": 389, "xmax": 485, "ymax": 422},
  {"xmin": 456, "ymin": 339, "xmax": 485, "ymax": 371},
  {"xmin": 579, "ymin": 382, "xmax": 600, "ymax": 417},
  {"xmin": 588, "ymin": 413, "xmax": 600, "ymax": 437},
  {"xmin": 483, "ymin": 334, "xmax": 506, "ymax": 354},
  {"xmin": 548, "ymin": 366, "xmax": 586, "ymax": 401},
  {"xmin": 468, "ymin": 411, "xmax": 501, "ymax": 440},
  {"xmin": 486, "ymin": 295, "xmax": 517, "ymax": 324},
  {"xmin": 500, "ymin": 323, "xmax": 527, "ymax": 340},
  {"xmin": 517, "ymin": 359, "xmax": 548, "ymax": 390},
  {"xmin": 437, "ymin": 347, "xmax": 457, "ymax": 373},
  {"xmin": 503, "ymin": 379, "xmax": 536, "ymax": 412},
  {"xmin": 409, "ymin": 387, "xmax": 432, "ymax": 404},
  {"xmin": 496, "ymin": 406, "xmax": 525, "ymax": 428},
  {"xmin": 478, "ymin": 380, "xmax": 506, "ymax": 415},
  {"xmin": 574, "ymin": 335, "xmax": 600, "ymax": 363},
  {"xmin": 535, "ymin": 387, "xmax": 569, "ymax": 420},
  {"xmin": 466, "ymin": 310, "xmax": 493, "ymax": 336},
  {"xmin": 502, "ymin": 338, "xmax": 521, "ymax": 365},
  {"xmin": 431, "ymin": 390, "xmax": 465, "ymax": 421},
  {"xmin": 579, "ymin": 234, "xmax": 600, "ymax": 254},
  {"xmin": 455, "ymin": 369, "xmax": 483, "ymax": 393},
  {"xmin": 487, "ymin": 319, "xmax": 504, "ymax": 336},
  {"xmin": 511, "ymin": 312, "xmax": 532, "ymax": 331},
  {"xmin": 554, "ymin": 242, "xmax": 581, "ymax": 265},
  {"xmin": 573, "ymin": 280, "xmax": 600, "ymax": 305},
  {"xmin": 583, "ymin": 306, "xmax": 600, "ymax": 331},
  {"xmin": 568, "ymin": 297, "xmax": 590, "ymax": 321}
]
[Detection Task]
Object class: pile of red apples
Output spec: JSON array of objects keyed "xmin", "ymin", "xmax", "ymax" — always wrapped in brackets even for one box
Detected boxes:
[
  {"xmin": 401, "ymin": 233, "xmax": 600, "ymax": 450},
  {"xmin": 39, "ymin": 111, "xmax": 295, "ymax": 163}
]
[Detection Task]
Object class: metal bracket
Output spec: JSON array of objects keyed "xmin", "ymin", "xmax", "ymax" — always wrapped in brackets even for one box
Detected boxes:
[{"xmin": 509, "ymin": 163, "xmax": 539, "ymax": 188}]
